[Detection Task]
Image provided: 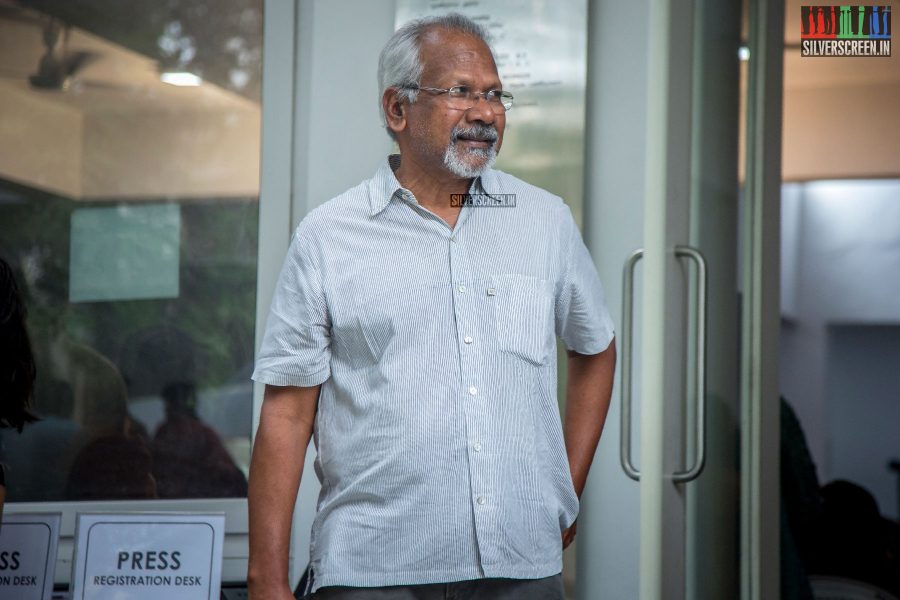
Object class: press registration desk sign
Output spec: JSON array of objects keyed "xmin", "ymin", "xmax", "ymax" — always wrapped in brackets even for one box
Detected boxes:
[
  {"xmin": 71, "ymin": 513, "xmax": 224, "ymax": 600},
  {"xmin": 0, "ymin": 512, "xmax": 61, "ymax": 600}
]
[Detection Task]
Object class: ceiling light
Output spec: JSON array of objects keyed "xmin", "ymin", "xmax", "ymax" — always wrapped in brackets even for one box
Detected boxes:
[{"xmin": 161, "ymin": 72, "xmax": 202, "ymax": 87}]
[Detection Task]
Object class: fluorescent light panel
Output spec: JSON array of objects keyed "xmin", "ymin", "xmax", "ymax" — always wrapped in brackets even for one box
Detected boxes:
[{"xmin": 161, "ymin": 72, "xmax": 202, "ymax": 87}]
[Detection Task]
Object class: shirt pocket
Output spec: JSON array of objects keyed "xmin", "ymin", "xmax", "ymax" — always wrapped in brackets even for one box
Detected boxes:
[{"xmin": 490, "ymin": 273, "xmax": 555, "ymax": 367}]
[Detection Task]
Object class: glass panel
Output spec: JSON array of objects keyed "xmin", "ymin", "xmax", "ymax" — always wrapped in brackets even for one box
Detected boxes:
[{"xmin": 0, "ymin": 0, "xmax": 262, "ymax": 502}]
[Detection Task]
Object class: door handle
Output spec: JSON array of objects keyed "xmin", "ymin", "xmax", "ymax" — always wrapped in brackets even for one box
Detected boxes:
[
  {"xmin": 620, "ymin": 249, "xmax": 643, "ymax": 481},
  {"xmin": 618, "ymin": 246, "xmax": 708, "ymax": 483},
  {"xmin": 672, "ymin": 245, "xmax": 707, "ymax": 483}
]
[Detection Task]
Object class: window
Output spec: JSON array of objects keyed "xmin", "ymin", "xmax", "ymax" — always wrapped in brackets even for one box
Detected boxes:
[{"xmin": 0, "ymin": 0, "xmax": 262, "ymax": 503}]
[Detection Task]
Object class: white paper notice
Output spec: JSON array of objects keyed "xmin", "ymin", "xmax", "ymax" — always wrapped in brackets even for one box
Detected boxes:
[
  {"xmin": 0, "ymin": 513, "xmax": 61, "ymax": 600},
  {"xmin": 70, "ymin": 513, "xmax": 224, "ymax": 600}
]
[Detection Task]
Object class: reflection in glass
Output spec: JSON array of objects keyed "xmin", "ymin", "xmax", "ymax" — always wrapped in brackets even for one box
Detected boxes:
[{"xmin": 0, "ymin": 0, "xmax": 262, "ymax": 501}]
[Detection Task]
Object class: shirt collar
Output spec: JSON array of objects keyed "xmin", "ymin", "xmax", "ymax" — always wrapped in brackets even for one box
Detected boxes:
[
  {"xmin": 367, "ymin": 154, "xmax": 404, "ymax": 217},
  {"xmin": 367, "ymin": 154, "xmax": 500, "ymax": 217}
]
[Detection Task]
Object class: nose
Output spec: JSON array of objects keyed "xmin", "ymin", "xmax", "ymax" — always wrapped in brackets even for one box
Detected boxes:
[{"xmin": 465, "ymin": 94, "xmax": 496, "ymax": 123}]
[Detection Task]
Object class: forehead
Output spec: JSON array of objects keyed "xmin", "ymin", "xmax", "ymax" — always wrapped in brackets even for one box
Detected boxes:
[{"xmin": 418, "ymin": 28, "xmax": 500, "ymax": 84}]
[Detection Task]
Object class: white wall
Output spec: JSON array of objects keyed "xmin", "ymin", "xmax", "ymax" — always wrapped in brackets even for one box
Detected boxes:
[{"xmin": 780, "ymin": 179, "xmax": 900, "ymax": 520}]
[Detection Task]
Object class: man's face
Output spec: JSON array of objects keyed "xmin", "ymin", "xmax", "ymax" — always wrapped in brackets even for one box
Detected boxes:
[{"xmin": 404, "ymin": 29, "xmax": 506, "ymax": 179}]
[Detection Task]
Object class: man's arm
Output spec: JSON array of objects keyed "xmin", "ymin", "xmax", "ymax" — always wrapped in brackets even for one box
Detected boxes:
[
  {"xmin": 561, "ymin": 339, "xmax": 617, "ymax": 548},
  {"xmin": 247, "ymin": 383, "xmax": 321, "ymax": 599}
]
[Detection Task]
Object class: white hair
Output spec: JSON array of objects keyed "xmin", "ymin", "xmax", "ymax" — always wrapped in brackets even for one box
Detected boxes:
[{"xmin": 377, "ymin": 13, "xmax": 494, "ymax": 140}]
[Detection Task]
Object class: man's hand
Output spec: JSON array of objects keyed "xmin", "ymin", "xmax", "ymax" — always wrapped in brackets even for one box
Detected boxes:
[{"xmin": 562, "ymin": 519, "xmax": 578, "ymax": 550}]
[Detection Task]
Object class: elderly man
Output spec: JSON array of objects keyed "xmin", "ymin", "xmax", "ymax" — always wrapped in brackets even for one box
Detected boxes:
[{"xmin": 248, "ymin": 13, "xmax": 616, "ymax": 600}]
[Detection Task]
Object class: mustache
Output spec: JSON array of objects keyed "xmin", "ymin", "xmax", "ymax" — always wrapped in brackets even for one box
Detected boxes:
[{"xmin": 451, "ymin": 123, "xmax": 498, "ymax": 144}]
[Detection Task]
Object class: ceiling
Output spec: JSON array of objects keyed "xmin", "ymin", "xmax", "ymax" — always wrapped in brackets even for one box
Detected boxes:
[
  {"xmin": 0, "ymin": 0, "xmax": 262, "ymax": 111},
  {"xmin": 0, "ymin": 1, "xmax": 261, "ymax": 200},
  {"xmin": 0, "ymin": 19, "xmax": 255, "ymax": 113}
]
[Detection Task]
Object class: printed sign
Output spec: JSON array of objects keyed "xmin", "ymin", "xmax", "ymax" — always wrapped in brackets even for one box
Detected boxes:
[
  {"xmin": 0, "ymin": 513, "xmax": 61, "ymax": 600},
  {"xmin": 70, "ymin": 513, "xmax": 224, "ymax": 600}
]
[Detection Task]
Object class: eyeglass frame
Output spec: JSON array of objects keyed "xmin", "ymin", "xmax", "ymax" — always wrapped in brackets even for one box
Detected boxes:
[{"xmin": 399, "ymin": 84, "xmax": 514, "ymax": 112}]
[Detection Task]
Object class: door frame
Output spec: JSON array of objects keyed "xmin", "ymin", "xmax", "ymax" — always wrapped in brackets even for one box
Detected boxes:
[{"xmin": 740, "ymin": 0, "xmax": 784, "ymax": 598}]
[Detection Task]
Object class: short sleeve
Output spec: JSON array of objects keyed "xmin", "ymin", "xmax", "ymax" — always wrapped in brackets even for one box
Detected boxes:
[
  {"xmin": 555, "ymin": 205, "xmax": 616, "ymax": 354},
  {"xmin": 252, "ymin": 221, "xmax": 332, "ymax": 387}
]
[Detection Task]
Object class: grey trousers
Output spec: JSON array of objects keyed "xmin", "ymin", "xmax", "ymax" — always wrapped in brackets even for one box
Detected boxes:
[{"xmin": 308, "ymin": 573, "xmax": 565, "ymax": 600}]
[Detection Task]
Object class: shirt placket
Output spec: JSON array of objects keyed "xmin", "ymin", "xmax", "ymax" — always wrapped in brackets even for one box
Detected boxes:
[
  {"xmin": 397, "ymin": 180, "xmax": 498, "ymax": 573},
  {"xmin": 447, "ymin": 216, "xmax": 497, "ymax": 576}
]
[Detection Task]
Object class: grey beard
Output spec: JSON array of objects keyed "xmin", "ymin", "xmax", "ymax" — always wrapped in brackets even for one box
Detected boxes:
[{"xmin": 443, "ymin": 142, "xmax": 496, "ymax": 178}]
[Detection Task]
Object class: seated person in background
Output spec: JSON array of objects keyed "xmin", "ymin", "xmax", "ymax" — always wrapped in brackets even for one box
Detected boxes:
[
  {"xmin": 780, "ymin": 397, "xmax": 822, "ymax": 600},
  {"xmin": 151, "ymin": 381, "xmax": 247, "ymax": 498},
  {"xmin": 64, "ymin": 432, "xmax": 157, "ymax": 500},
  {"xmin": 809, "ymin": 479, "xmax": 900, "ymax": 597},
  {"xmin": 0, "ymin": 257, "xmax": 39, "ymax": 515}
]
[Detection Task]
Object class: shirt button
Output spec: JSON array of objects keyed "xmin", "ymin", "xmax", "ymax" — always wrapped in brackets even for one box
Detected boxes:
[
  {"xmin": 473, "ymin": 442, "xmax": 482, "ymax": 452},
  {"xmin": 450, "ymin": 235, "xmax": 456, "ymax": 243},
  {"xmin": 464, "ymin": 335, "xmax": 473, "ymax": 344},
  {"xmin": 468, "ymin": 386, "xmax": 478, "ymax": 396},
  {"xmin": 486, "ymin": 287, "xmax": 497, "ymax": 296},
  {"xmin": 458, "ymin": 284, "xmax": 467, "ymax": 293},
  {"xmin": 476, "ymin": 496, "xmax": 486, "ymax": 505}
]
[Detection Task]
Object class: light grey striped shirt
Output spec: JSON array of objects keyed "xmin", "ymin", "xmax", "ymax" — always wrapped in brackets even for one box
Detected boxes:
[{"xmin": 252, "ymin": 154, "xmax": 615, "ymax": 593}]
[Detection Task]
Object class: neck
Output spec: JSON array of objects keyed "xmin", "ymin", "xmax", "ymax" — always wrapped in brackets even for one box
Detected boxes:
[{"xmin": 393, "ymin": 152, "xmax": 474, "ymax": 212}]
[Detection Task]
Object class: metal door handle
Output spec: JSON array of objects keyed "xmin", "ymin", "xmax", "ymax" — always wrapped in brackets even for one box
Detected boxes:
[
  {"xmin": 618, "ymin": 246, "xmax": 708, "ymax": 483},
  {"xmin": 620, "ymin": 249, "xmax": 643, "ymax": 481},
  {"xmin": 672, "ymin": 245, "xmax": 707, "ymax": 483}
]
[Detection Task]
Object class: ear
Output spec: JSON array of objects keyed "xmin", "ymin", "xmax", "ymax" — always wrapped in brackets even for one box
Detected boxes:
[{"xmin": 382, "ymin": 88, "xmax": 408, "ymax": 136}]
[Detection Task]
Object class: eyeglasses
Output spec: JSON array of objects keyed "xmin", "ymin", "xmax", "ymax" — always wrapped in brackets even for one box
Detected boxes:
[{"xmin": 401, "ymin": 85, "xmax": 514, "ymax": 113}]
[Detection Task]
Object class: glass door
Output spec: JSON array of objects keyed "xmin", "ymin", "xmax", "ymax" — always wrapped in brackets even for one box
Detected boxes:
[{"xmin": 578, "ymin": 0, "xmax": 782, "ymax": 598}]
